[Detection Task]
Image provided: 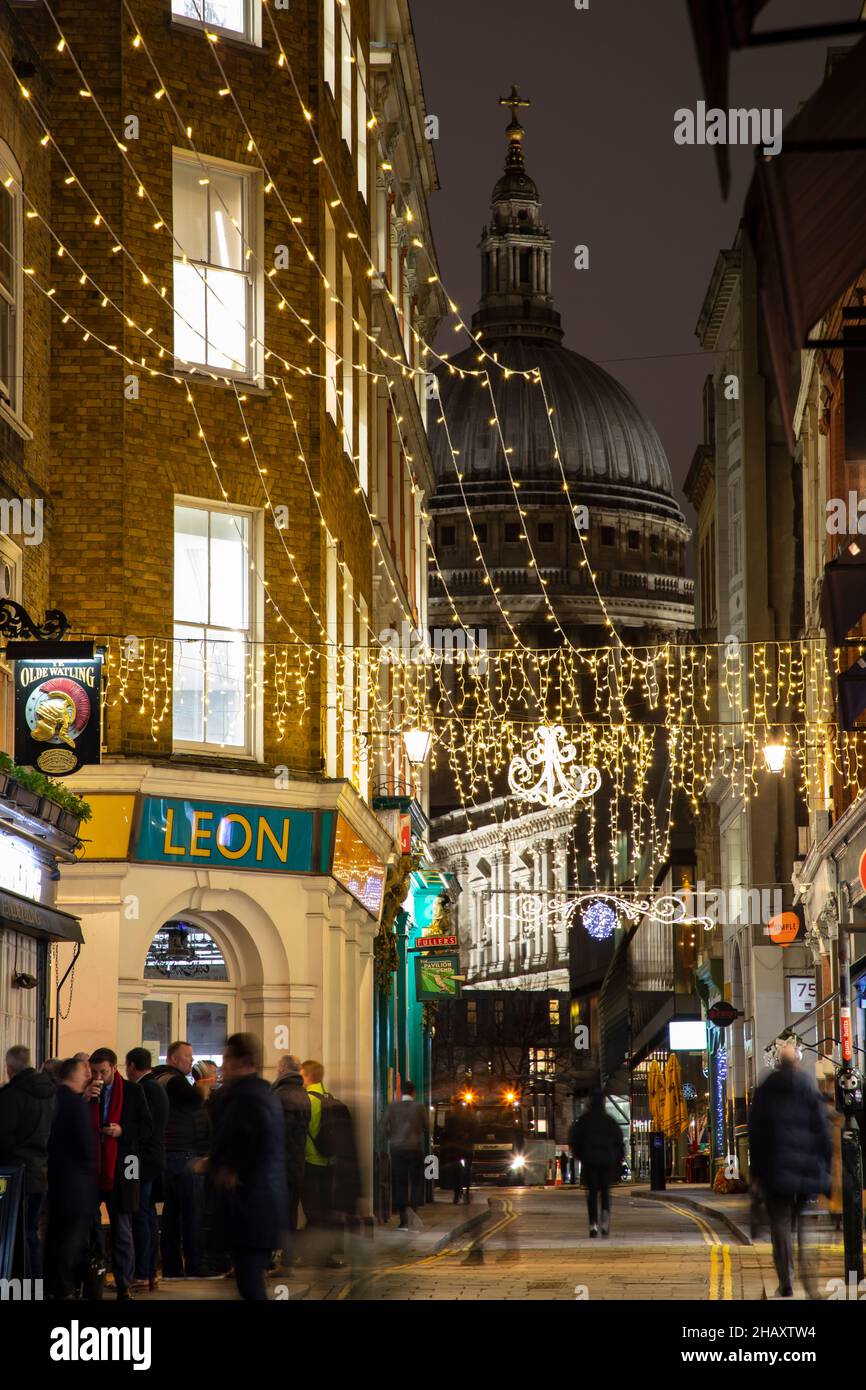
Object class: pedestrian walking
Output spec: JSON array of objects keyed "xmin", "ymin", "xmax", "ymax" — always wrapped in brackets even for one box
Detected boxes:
[
  {"xmin": 568, "ymin": 1090, "xmax": 624, "ymax": 1239},
  {"xmin": 748, "ymin": 1042, "xmax": 832, "ymax": 1298},
  {"xmin": 125, "ymin": 1047, "xmax": 169, "ymax": 1291},
  {"xmin": 151, "ymin": 1040, "xmax": 207, "ymax": 1279},
  {"xmin": 0, "ymin": 1044, "xmax": 55, "ymax": 1278},
  {"xmin": 440, "ymin": 1104, "xmax": 476, "ymax": 1205},
  {"xmin": 383, "ymin": 1080, "xmax": 428, "ymax": 1231},
  {"xmin": 208, "ymin": 1033, "xmax": 286, "ymax": 1301},
  {"xmin": 44, "ymin": 1057, "xmax": 98, "ymax": 1300},
  {"xmin": 272, "ymin": 1054, "xmax": 311, "ymax": 1264},
  {"xmin": 87, "ymin": 1047, "xmax": 153, "ymax": 1300}
]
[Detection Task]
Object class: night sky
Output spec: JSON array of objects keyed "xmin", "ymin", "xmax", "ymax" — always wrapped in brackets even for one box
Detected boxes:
[{"xmin": 408, "ymin": 0, "xmax": 858, "ymax": 525}]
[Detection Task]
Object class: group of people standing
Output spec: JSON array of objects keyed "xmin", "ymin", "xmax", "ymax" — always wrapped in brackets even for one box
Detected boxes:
[{"xmin": 0, "ymin": 1038, "xmax": 359, "ymax": 1301}]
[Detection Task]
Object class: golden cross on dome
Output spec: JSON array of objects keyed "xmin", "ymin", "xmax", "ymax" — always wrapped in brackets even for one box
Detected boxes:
[{"xmin": 499, "ymin": 85, "xmax": 531, "ymax": 123}]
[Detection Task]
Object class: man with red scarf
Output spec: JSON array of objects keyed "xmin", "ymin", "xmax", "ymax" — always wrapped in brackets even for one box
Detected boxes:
[{"xmin": 87, "ymin": 1048, "xmax": 153, "ymax": 1300}]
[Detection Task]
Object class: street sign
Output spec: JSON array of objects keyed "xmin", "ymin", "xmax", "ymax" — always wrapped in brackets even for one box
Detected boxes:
[
  {"xmin": 415, "ymin": 934, "xmax": 458, "ymax": 949},
  {"xmin": 707, "ymin": 1000, "xmax": 741, "ymax": 1027}
]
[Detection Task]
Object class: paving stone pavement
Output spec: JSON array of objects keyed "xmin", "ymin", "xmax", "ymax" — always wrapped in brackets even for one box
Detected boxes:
[{"xmin": 129, "ymin": 1187, "xmax": 848, "ymax": 1302}]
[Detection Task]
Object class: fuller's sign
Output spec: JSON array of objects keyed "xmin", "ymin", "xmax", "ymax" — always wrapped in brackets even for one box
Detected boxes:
[{"xmin": 14, "ymin": 654, "xmax": 102, "ymax": 777}]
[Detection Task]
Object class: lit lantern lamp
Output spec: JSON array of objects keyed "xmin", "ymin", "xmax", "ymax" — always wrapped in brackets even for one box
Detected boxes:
[
  {"xmin": 402, "ymin": 726, "xmax": 433, "ymax": 767},
  {"xmin": 762, "ymin": 738, "xmax": 788, "ymax": 775}
]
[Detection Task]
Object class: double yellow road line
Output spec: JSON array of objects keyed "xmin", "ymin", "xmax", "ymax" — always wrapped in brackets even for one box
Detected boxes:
[
  {"xmin": 334, "ymin": 1198, "xmax": 517, "ymax": 1299},
  {"xmin": 662, "ymin": 1199, "xmax": 733, "ymax": 1300}
]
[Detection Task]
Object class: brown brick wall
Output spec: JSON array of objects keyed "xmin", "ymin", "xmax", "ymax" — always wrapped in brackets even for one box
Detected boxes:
[{"xmin": 13, "ymin": 0, "xmax": 375, "ymax": 777}]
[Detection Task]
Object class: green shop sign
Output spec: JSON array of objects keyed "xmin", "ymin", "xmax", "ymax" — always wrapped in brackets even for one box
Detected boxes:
[{"xmin": 135, "ymin": 797, "xmax": 333, "ymax": 875}]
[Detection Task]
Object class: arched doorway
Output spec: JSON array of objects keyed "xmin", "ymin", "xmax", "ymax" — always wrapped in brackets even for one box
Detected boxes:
[{"xmin": 141, "ymin": 917, "xmax": 237, "ymax": 1066}]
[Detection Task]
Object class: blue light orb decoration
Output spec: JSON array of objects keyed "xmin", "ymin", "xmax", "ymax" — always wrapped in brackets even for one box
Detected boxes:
[
  {"xmin": 582, "ymin": 900, "xmax": 617, "ymax": 941},
  {"xmin": 682, "ymin": 1082, "xmax": 696, "ymax": 1101}
]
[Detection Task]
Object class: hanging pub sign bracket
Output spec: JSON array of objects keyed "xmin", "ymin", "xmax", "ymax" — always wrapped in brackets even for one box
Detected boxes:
[
  {"xmin": 0, "ymin": 605, "xmax": 102, "ymax": 778},
  {"xmin": 0, "ymin": 601, "xmax": 69, "ymax": 643}
]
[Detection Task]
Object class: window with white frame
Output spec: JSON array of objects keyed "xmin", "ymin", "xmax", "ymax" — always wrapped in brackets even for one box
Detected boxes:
[
  {"xmin": 171, "ymin": 0, "xmax": 261, "ymax": 44},
  {"xmin": 173, "ymin": 501, "xmax": 255, "ymax": 752},
  {"xmin": 324, "ymin": 208, "xmax": 337, "ymax": 421},
  {"xmin": 342, "ymin": 256, "xmax": 354, "ymax": 459},
  {"xmin": 323, "ymin": 0, "xmax": 336, "ymax": 91},
  {"xmin": 325, "ymin": 533, "xmax": 339, "ymax": 776},
  {"xmin": 0, "ymin": 144, "xmax": 23, "ymax": 414},
  {"xmin": 342, "ymin": 569, "xmax": 355, "ymax": 783},
  {"xmin": 357, "ymin": 301, "xmax": 369, "ymax": 494},
  {"xmin": 172, "ymin": 153, "xmax": 260, "ymax": 378},
  {"xmin": 340, "ymin": 2, "xmax": 353, "ymax": 150},
  {"xmin": 356, "ymin": 42, "xmax": 368, "ymax": 199}
]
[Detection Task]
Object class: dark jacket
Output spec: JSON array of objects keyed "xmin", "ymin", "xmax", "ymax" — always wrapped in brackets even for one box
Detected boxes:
[
  {"xmin": 210, "ymin": 1072, "xmax": 287, "ymax": 1249},
  {"xmin": 151, "ymin": 1063, "xmax": 204, "ymax": 1152},
  {"xmin": 0, "ymin": 1066, "xmax": 56, "ymax": 1192},
  {"xmin": 272, "ymin": 1071, "xmax": 311, "ymax": 1188},
  {"xmin": 569, "ymin": 1100, "xmax": 625, "ymax": 1174},
  {"xmin": 748, "ymin": 1062, "xmax": 833, "ymax": 1198},
  {"xmin": 47, "ymin": 1084, "xmax": 98, "ymax": 1216},
  {"xmin": 383, "ymin": 1098, "xmax": 428, "ymax": 1152},
  {"xmin": 89, "ymin": 1073, "xmax": 154, "ymax": 1214},
  {"xmin": 138, "ymin": 1073, "xmax": 169, "ymax": 1182}
]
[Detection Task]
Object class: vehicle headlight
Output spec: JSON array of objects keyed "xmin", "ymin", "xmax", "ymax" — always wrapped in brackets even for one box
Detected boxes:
[{"xmin": 510, "ymin": 1155, "xmax": 526, "ymax": 1169}]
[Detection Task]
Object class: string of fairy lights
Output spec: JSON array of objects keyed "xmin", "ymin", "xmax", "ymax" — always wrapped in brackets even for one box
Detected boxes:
[{"xmin": 4, "ymin": 2, "xmax": 865, "ymax": 886}]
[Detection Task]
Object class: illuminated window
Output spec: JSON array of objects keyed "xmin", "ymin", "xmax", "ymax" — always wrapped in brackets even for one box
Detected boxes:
[
  {"xmin": 466, "ymin": 1000, "xmax": 477, "ymax": 1035},
  {"xmin": 549, "ymin": 998, "xmax": 560, "ymax": 1029},
  {"xmin": 173, "ymin": 500, "xmax": 256, "ymax": 752},
  {"xmin": 0, "ymin": 142, "xmax": 23, "ymax": 414},
  {"xmin": 323, "ymin": 0, "xmax": 336, "ymax": 93},
  {"xmin": 172, "ymin": 153, "xmax": 261, "ymax": 380},
  {"xmin": 324, "ymin": 207, "xmax": 337, "ymax": 420},
  {"xmin": 529, "ymin": 1047, "xmax": 556, "ymax": 1077},
  {"xmin": 356, "ymin": 41, "xmax": 368, "ymax": 198},
  {"xmin": 171, "ymin": 0, "xmax": 261, "ymax": 45}
]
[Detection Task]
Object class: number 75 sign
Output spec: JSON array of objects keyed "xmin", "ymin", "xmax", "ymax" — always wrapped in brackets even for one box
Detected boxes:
[{"xmin": 788, "ymin": 976, "xmax": 817, "ymax": 1014}]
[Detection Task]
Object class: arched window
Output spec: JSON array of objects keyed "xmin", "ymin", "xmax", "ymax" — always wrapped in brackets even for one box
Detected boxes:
[{"xmin": 144, "ymin": 921, "xmax": 229, "ymax": 981}]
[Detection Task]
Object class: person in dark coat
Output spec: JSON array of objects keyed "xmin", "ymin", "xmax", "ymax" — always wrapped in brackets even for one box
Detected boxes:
[
  {"xmin": 748, "ymin": 1042, "xmax": 832, "ymax": 1297},
  {"xmin": 568, "ymin": 1090, "xmax": 625, "ymax": 1238},
  {"xmin": 87, "ymin": 1047, "xmax": 153, "ymax": 1300},
  {"xmin": 0, "ymin": 1044, "xmax": 56, "ymax": 1278},
  {"xmin": 208, "ymin": 1033, "xmax": 286, "ymax": 1300},
  {"xmin": 151, "ymin": 1040, "xmax": 206, "ymax": 1278},
  {"xmin": 440, "ymin": 1105, "xmax": 476, "ymax": 1205},
  {"xmin": 272, "ymin": 1054, "xmax": 311, "ymax": 1261},
  {"xmin": 125, "ymin": 1047, "xmax": 169, "ymax": 1290},
  {"xmin": 44, "ymin": 1057, "xmax": 98, "ymax": 1299}
]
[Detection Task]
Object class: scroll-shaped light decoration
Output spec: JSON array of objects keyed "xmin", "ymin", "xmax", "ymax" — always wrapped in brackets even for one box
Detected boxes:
[{"xmin": 507, "ymin": 724, "xmax": 601, "ymax": 810}]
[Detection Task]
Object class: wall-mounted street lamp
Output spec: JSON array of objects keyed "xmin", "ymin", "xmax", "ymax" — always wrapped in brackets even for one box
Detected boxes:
[
  {"xmin": 762, "ymin": 737, "xmax": 788, "ymax": 775},
  {"xmin": 402, "ymin": 727, "xmax": 433, "ymax": 767}
]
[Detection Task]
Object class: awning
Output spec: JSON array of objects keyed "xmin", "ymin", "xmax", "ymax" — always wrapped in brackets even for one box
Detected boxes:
[
  {"xmin": 744, "ymin": 36, "xmax": 866, "ymax": 453},
  {"xmin": 0, "ymin": 886, "xmax": 83, "ymax": 944},
  {"xmin": 685, "ymin": 0, "xmax": 771, "ymax": 197}
]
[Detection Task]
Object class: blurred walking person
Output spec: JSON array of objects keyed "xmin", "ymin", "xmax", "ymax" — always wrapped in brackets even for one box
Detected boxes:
[
  {"xmin": 568, "ymin": 1090, "xmax": 624, "ymax": 1238},
  {"xmin": 87, "ymin": 1047, "xmax": 153, "ymax": 1300},
  {"xmin": 44, "ymin": 1057, "xmax": 98, "ymax": 1299},
  {"xmin": 125, "ymin": 1048, "xmax": 169, "ymax": 1291},
  {"xmin": 441, "ymin": 1103, "xmax": 475, "ymax": 1205},
  {"xmin": 272, "ymin": 1054, "xmax": 310, "ymax": 1265},
  {"xmin": 749, "ymin": 1042, "xmax": 832, "ymax": 1298},
  {"xmin": 383, "ymin": 1081, "xmax": 428, "ymax": 1231},
  {"xmin": 0, "ymin": 1044, "xmax": 55, "ymax": 1278},
  {"xmin": 208, "ymin": 1033, "xmax": 286, "ymax": 1300}
]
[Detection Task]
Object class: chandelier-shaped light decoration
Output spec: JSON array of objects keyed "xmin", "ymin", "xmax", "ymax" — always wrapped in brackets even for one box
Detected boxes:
[{"xmin": 507, "ymin": 724, "xmax": 601, "ymax": 809}]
